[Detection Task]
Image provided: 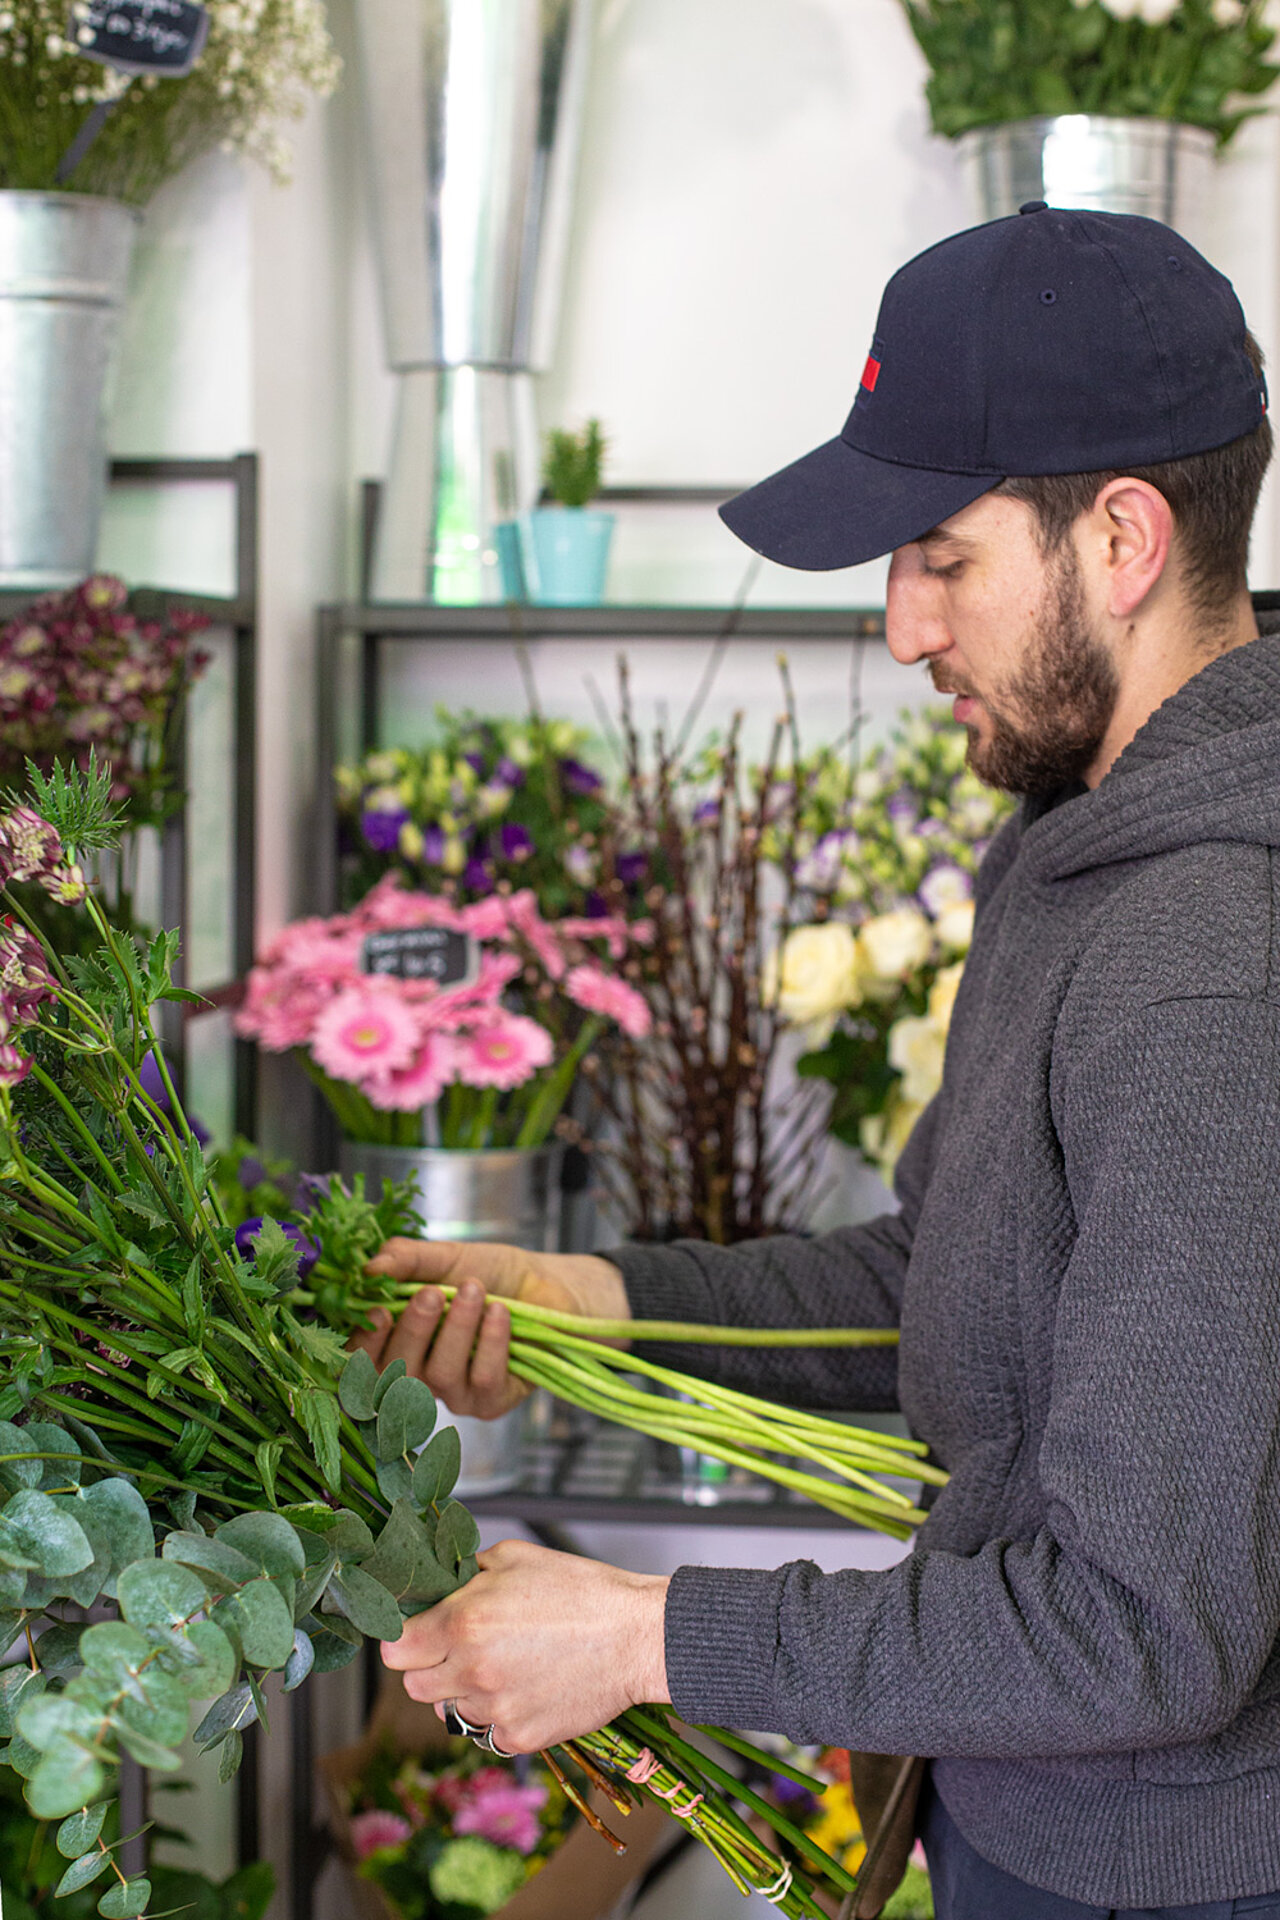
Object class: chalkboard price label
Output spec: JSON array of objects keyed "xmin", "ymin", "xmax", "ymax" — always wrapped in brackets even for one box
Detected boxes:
[
  {"xmin": 361, "ymin": 926, "xmax": 477, "ymax": 989},
  {"xmin": 71, "ymin": 0, "xmax": 210, "ymax": 77}
]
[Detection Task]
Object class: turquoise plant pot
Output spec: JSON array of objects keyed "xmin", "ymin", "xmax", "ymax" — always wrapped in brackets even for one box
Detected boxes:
[{"xmin": 527, "ymin": 506, "xmax": 614, "ymax": 605}]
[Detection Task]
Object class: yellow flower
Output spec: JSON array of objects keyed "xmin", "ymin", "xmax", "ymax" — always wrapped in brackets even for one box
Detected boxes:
[
  {"xmin": 764, "ymin": 923, "xmax": 861, "ymax": 1044},
  {"xmin": 857, "ymin": 907, "xmax": 933, "ymax": 983},
  {"xmin": 927, "ymin": 960, "xmax": 965, "ymax": 1030},
  {"xmin": 935, "ymin": 899, "xmax": 975, "ymax": 953},
  {"xmin": 398, "ymin": 822, "xmax": 424, "ymax": 861}
]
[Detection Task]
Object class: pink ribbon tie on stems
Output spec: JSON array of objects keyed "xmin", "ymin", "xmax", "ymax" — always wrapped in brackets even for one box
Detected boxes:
[{"xmin": 624, "ymin": 1748, "xmax": 703, "ymax": 1818}]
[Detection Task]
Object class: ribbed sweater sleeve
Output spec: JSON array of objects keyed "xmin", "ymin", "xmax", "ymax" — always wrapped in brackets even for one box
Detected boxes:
[
  {"xmin": 661, "ymin": 994, "xmax": 1280, "ymax": 1757},
  {"xmin": 608, "ymin": 1093, "xmax": 942, "ymax": 1411}
]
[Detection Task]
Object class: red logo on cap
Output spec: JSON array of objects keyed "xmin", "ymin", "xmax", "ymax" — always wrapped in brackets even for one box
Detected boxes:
[{"xmin": 861, "ymin": 354, "xmax": 881, "ymax": 393}]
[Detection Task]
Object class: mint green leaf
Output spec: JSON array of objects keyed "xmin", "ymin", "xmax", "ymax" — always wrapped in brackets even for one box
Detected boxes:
[
  {"xmin": 18, "ymin": 1694, "xmax": 103, "ymax": 1750},
  {"xmin": 217, "ymin": 1730, "xmax": 244, "ymax": 1784},
  {"xmin": 371, "ymin": 1358, "xmax": 406, "ymax": 1408},
  {"xmin": 295, "ymin": 1389, "xmax": 341, "ymax": 1494},
  {"xmin": 212, "ymin": 1577, "xmax": 295, "ymax": 1670},
  {"xmin": 282, "ymin": 1628, "xmax": 314, "ymax": 1693},
  {"xmin": 1, "ymin": 1490, "xmax": 94, "ymax": 1575},
  {"xmin": 327, "ymin": 1565, "xmax": 404, "ymax": 1642},
  {"xmin": 434, "ymin": 1501, "xmax": 480, "ymax": 1574},
  {"xmin": 56, "ymin": 1847, "xmax": 110, "ymax": 1895},
  {"xmin": 113, "ymin": 1720, "xmax": 183, "ymax": 1771},
  {"xmin": 0, "ymin": 1664, "xmax": 44, "ymax": 1737},
  {"xmin": 193, "ymin": 1684, "xmax": 255, "ymax": 1749},
  {"xmin": 162, "ymin": 1531, "xmax": 258, "ymax": 1594},
  {"xmin": 337, "ymin": 1349, "xmax": 379, "ymax": 1422},
  {"xmin": 375, "ymin": 1376, "xmax": 436, "ymax": 1462},
  {"xmin": 308, "ymin": 1627, "xmax": 361, "ymax": 1672},
  {"xmin": 364, "ymin": 1501, "xmax": 457, "ymax": 1609},
  {"xmin": 375, "ymin": 1457, "xmax": 414, "ymax": 1504},
  {"xmin": 117, "ymin": 1556, "xmax": 208, "ymax": 1632},
  {"xmin": 57, "ymin": 1801, "xmax": 108, "ymax": 1857},
  {"xmin": 98, "ymin": 1873, "xmax": 151, "ymax": 1917},
  {"xmin": 412, "ymin": 1427, "xmax": 461, "ymax": 1508},
  {"xmin": 27, "ymin": 1738, "xmax": 106, "ymax": 1819},
  {"xmin": 215, "ymin": 1513, "xmax": 305, "ymax": 1580}
]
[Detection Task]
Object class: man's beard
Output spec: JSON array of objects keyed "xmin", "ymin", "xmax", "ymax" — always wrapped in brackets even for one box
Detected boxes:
[{"xmin": 929, "ymin": 547, "xmax": 1120, "ymax": 796}]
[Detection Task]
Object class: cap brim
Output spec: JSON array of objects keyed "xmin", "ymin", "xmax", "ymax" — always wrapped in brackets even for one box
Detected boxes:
[{"xmin": 719, "ymin": 435, "xmax": 1002, "ymax": 571}]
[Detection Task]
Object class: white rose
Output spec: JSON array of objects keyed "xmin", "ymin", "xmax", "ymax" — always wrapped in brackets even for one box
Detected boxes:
[
  {"xmin": 928, "ymin": 961, "xmax": 965, "ymax": 1031},
  {"xmin": 1211, "ymin": 0, "xmax": 1243, "ymax": 21},
  {"xmin": 935, "ymin": 899, "xmax": 976, "ymax": 953},
  {"xmin": 857, "ymin": 907, "xmax": 933, "ymax": 982},
  {"xmin": 888, "ymin": 1014, "xmax": 948, "ymax": 1104},
  {"xmin": 764, "ymin": 922, "xmax": 861, "ymax": 1043},
  {"xmin": 1100, "ymin": 0, "xmax": 1143, "ymax": 18},
  {"xmin": 1138, "ymin": 0, "xmax": 1179, "ymax": 22}
]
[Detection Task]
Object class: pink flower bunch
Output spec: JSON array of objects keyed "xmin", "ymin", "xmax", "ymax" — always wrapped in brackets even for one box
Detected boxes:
[
  {"xmin": 451, "ymin": 1776, "xmax": 549, "ymax": 1855},
  {"xmin": 0, "ymin": 575, "xmax": 208, "ymax": 807},
  {"xmin": 349, "ymin": 1808, "xmax": 413, "ymax": 1861},
  {"xmin": 0, "ymin": 806, "xmax": 86, "ymax": 906},
  {"xmin": 236, "ymin": 877, "xmax": 652, "ymax": 1114},
  {"xmin": 0, "ymin": 918, "xmax": 56, "ymax": 1088}
]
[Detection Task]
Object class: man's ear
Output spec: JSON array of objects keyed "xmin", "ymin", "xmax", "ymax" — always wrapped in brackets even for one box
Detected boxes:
[{"xmin": 1083, "ymin": 477, "xmax": 1174, "ymax": 620}]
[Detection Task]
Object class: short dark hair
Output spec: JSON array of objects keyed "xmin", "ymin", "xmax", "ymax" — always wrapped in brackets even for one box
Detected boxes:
[{"xmin": 997, "ymin": 331, "xmax": 1272, "ymax": 623}]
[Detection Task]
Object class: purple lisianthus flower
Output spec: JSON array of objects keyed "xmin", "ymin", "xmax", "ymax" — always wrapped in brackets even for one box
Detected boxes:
[
  {"xmin": 237, "ymin": 1155, "xmax": 270, "ymax": 1192},
  {"xmin": 615, "ymin": 850, "xmax": 647, "ymax": 887},
  {"xmin": 361, "ymin": 807, "xmax": 410, "ymax": 852},
  {"xmin": 422, "ymin": 824, "xmax": 446, "ymax": 864},
  {"xmin": 234, "ymin": 1216, "xmax": 322, "ymax": 1282},
  {"xmin": 559, "ymin": 757, "xmax": 603, "ymax": 796},
  {"xmin": 138, "ymin": 1047, "xmax": 211, "ymax": 1145},
  {"xmin": 769, "ymin": 1774, "xmax": 820, "ymax": 1817},
  {"xmin": 585, "ymin": 890, "xmax": 609, "ymax": 918},
  {"xmin": 463, "ymin": 856, "xmax": 494, "ymax": 893},
  {"xmin": 918, "ymin": 862, "xmax": 973, "ymax": 917},
  {"xmin": 794, "ymin": 831, "xmax": 846, "ymax": 894},
  {"xmin": 494, "ymin": 755, "xmax": 524, "ymax": 788},
  {"xmin": 462, "ymin": 750, "xmax": 486, "ymax": 776},
  {"xmin": 498, "ymin": 821, "xmax": 533, "ymax": 861},
  {"xmin": 885, "ymin": 792, "xmax": 918, "ymax": 828},
  {"xmin": 692, "ymin": 798, "xmax": 720, "ymax": 826}
]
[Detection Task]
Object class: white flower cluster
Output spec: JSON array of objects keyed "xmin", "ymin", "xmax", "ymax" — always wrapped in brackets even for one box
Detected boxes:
[
  {"xmin": 1078, "ymin": 0, "xmax": 1243, "ymax": 21},
  {"xmin": 0, "ymin": 0, "xmax": 339, "ymax": 190}
]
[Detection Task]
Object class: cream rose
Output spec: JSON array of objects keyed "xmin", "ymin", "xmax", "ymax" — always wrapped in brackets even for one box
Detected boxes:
[
  {"xmin": 887, "ymin": 1013, "xmax": 948, "ymax": 1104},
  {"xmin": 765, "ymin": 922, "xmax": 860, "ymax": 1043},
  {"xmin": 928, "ymin": 960, "xmax": 965, "ymax": 1030},
  {"xmin": 935, "ymin": 899, "xmax": 975, "ymax": 954},
  {"xmin": 857, "ymin": 907, "xmax": 933, "ymax": 983}
]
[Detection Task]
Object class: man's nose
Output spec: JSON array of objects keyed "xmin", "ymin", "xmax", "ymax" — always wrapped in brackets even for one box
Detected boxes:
[{"xmin": 886, "ymin": 551, "xmax": 953, "ymax": 666}]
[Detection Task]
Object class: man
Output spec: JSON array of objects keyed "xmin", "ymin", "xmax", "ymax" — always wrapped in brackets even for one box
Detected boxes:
[{"xmin": 354, "ymin": 204, "xmax": 1280, "ymax": 1919}]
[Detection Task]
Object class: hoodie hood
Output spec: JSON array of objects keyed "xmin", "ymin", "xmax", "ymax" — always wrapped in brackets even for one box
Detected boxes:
[{"xmin": 1022, "ymin": 614, "xmax": 1280, "ymax": 884}]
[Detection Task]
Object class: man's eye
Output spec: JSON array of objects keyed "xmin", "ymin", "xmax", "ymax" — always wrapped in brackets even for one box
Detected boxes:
[{"xmin": 922, "ymin": 559, "xmax": 964, "ymax": 580}]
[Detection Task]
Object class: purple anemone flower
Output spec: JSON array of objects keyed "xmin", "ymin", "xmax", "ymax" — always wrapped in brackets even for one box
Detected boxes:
[
  {"xmin": 422, "ymin": 824, "xmax": 446, "ymax": 864},
  {"xmin": 498, "ymin": 822, "xmax": 533, "ymax": 861},
  {"xmin": 585, "ymin": 890, "xmax": 609, "ymax": 918},
  {"xmin": 361, "ymin": 807, "xmax": 410, "ymax": 852},
  {"xmin": 692, "ymin": 799, "xmax": 720, "ymax": 826},
  {"xmin": 138, "ymin": 1048, "xmax": 211, "ymax": 1145},
  {"xmin": 234, "ymin": 1216, "xmax": 322, "ymax": 1282},
  {"xmin": 463, "ymin": 857, "xmax": 494, "ymax": 894},
  {"xmin": 559, "ymin": 757, "xmax": 603, "ymax": 796},
  {"xmin": 462, "ymin": 751, "xmax": 486, "ymax": 776},
  {"xmin": 494, "ymin": 756, "xmax": 524, "ymax": 788},
  {"xmin": 615, "ymin": 850, "xmax": 647, "ymax": 887},
  {"xmin": 237, "ymin": 1155, "xmax": 270, "ymax": 1192}
]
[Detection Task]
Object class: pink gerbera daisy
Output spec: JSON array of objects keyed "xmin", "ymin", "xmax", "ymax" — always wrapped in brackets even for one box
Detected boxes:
[
  {"xmin": 349, "ymin": 1808, "xmax": 412, "ymax": 1861},
  {"xmin": 452, "ymin": 1779, "xmax": 548, "ymax": 1855},
  {"xmin": 364, "ymin": 1034, "xmax": 458, "ymax": 1110},
  {"xmin": 453, "ymin": 1014, "xmax": 552, "ymax": 1090},
  {"xmin": 564, "ymin": 963, "xmax": 652, "ymax": 1039},
  {"xmin": 310, "ymin": 985, "xmax": 420, "ymax": 1083}
]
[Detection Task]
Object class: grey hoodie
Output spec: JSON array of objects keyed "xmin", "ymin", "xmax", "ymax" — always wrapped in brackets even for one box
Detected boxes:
[{"xmin": 613, "ymin": 627, "xmax": 1280, "ymax": 1908}]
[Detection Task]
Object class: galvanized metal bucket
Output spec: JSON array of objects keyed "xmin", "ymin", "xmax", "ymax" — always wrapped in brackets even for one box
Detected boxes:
[
  {"xmin": 353, "ymin": 0, "xmax": 594, "ymax": 602},
  {"xmin": 338, "ymin": 1143, "xmax": 564, "ymax": 1494},
  {"xmin": 958, "ymin": 116, "xmax": 1215, "ymax": 236},
  {"xmin": 0, "ymin": 192, "xmax": 139, "ymax": 589}
]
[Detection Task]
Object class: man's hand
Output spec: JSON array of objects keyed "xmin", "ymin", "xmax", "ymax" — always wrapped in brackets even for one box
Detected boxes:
[
  {"xmin": 382, "ymin": 1537, "xmax": 670, "ymax": 1753},
  {"xmin": 347, "ymin": 1241, "xmax": 630, "ymax": 1418}
]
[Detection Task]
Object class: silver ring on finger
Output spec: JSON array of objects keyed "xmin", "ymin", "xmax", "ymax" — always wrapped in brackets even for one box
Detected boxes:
[
  {"xmin": 484, "ymin": 1732, "xmax": 521, "ymax": 1759},
  {"xmin": 442, "ymin": 1699, "xmax": 473, "ymax": 1739}
]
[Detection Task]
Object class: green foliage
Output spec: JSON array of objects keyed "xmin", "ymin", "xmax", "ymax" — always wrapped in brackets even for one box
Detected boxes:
[
  {"xmin": 542, "ymin": 419, "xmax": 607, "ymax": 507},
  {"xmin": 901, "ymin": 0, "xmax": 1279, "ymax": 144},
  {"xmin": 14, "ymin": 753, "xmax": 125, "ymax": 859}
]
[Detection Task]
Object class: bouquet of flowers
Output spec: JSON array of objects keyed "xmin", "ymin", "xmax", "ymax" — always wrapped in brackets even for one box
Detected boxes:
[
  {"xmin": 767, "ymin": 711, "xmax": 1012, "ymax": 1179},
  {"xmin": 0, "ymin": 576, "xmax": 209, "ymax": 953},
  {"xmin": 234, "ymin": 878, "xmax": 653, "ymax": 1151},
  {"xmin": 334, "ymin": 715, "xmax": 621, "ymax": 921},
  {"xmin": 0, "ymin": 763, "xmax": 943, "ymax": 1917},
  {"xmin": 901, "ymin": 0, "xmax": 1278, "ymax": 144},
  {"xmin": 342, "ymin": 1739, "xmax": 577, "ymax": 1920},
  {"xmin": 0, "ymin": 0, "xmax": 339, "ymax": 203}
]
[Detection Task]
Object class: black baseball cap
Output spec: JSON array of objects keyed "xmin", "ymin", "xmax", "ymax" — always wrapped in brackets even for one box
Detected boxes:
[{"xmin": 720, "ymin": 202, "xmax": 1268, "ymax": 571}]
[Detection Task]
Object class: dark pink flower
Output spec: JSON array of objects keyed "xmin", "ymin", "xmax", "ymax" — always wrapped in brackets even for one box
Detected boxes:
[
  {"xmin": 564, "ymin": 963, "xmax": 651, "ymax": 1038},
  {"xmin": 0, "ymin": 1042, "xmax": 30, "ymax": 1088},
  {"xmin": 0, "ymin": 807, "xmax": 62, "ymax": 882},
  {"xmin": 452, "ymin": 1779, "xmax": 548, "ymax": 1855},
  {"xmin": 350, "ymin": 1809, "xmax": 412, "ymax": 1861}
]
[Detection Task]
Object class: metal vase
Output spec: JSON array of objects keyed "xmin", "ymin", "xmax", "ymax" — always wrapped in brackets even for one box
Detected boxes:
[
  {"xmin": 354, "ymin": 0, "xmax": 594, "ymax": 603},
  {"xmin": 958, "ymin": 117, "xmax": 1216, "ymax": 235},
  {"xmin": 0, "ymin": 192, "xmax": 138, "ymax": 589},
  {"xmin": 338, "ymin": 1142, "xmax": 564, "ymax": 1494}
]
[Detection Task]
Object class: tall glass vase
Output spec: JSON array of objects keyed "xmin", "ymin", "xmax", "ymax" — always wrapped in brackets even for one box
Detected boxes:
[
  {"xmin": 338, "ymin": 1142, "xmax": 564, "ymax": 1493},
  {"xmin": 354, "ymin": 0, "xmax": 594, "ymax": 603}
]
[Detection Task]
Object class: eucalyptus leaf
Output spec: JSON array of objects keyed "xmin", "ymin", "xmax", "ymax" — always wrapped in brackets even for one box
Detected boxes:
[
  {"xmin": 162, "ymin": 1531, "xmax": 258, "ymax": 1594},
  {"xmin": 56, "ymin": 1848, "xmax": 111, "ymax": 1895},
  {"xmin": 308, "ymin": 1627, "xmax": 361, "ymax": 1672},
  {"xmin": 98, "ymin": 1873, "xmax": 152, "ymax": 1918},
  {"xmin": 212, "ymin": 1577, "xmax": 295, "ymax": 1670},
  {"xmin": 363, "ymin": 1500, "xmax": 457, "ymax": 1608},
  {"xmin": 217, "ymin": 1729, "xmax": 244, "ymax": 1784},
  {"xmin": 18, "ymin": 1693, "xmax": 105, "ymax": 1750},
  {"xmin": 117, "ymin": 1557, "xmax": 208, "ymax": 1632},
  {"xmin": 327, "ymin": 1564, "xmax": 404, "ymax": 1641},
  {"xmin": 57, "ymin": 1799, "xmax": 109, "ymax": 1857},
  {"xmin": 215, "ymin": 1512, "xmax": 305, "ymax": 1579},
  {"xmin": 27, "ymin": 1737, "xmax": 106, "ymax": 1818},
  {"xmin": 1, "ymin": 1489, "xmax": 95, "ymax": 1575},
  {"xmin": 434, "ymin": 1500, "xmax": 480, "ymax": 1574},
  {"xmin": 282, "ymin": 1628, "xmax": 314, "ymax": 1693},
  {"xmin": 193, "ymin": 1683, "xmax": 256, "ymax": 1750},
  {"xmin": 375, "ymin": 1457, "xmax": 414, "ymax": 1504},
  {"xmin": 411, "ymin": 1426, "xmax": 461, "ymax": 1508},
  {"xmin": 375, "ymin": 1375, "xmax": 437, "ymax": 1462},
  {"xmin": 35, "ymin": 1622, "xmax": 87, "ymax": 1677},
  {"xmin": 113, "ymin": 1720, "xmax": 183, "ymax": 1771},
  {"xmin": 0, "ymin": 1664, "xmax": 45, "ymax": 1737},
  {"xmin": 337, "ymin": 1348, "xmax": 379, "ymax": 1421}
]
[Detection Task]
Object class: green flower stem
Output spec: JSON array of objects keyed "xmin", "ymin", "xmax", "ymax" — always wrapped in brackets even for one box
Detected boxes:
[
  {"xmin": 25, "ymin": 1060, "xmax": 124, "ymax": 1196},
  {"xmin": 514, "ymin": 1014, "xmax": 603, "ymax": 1149}
]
